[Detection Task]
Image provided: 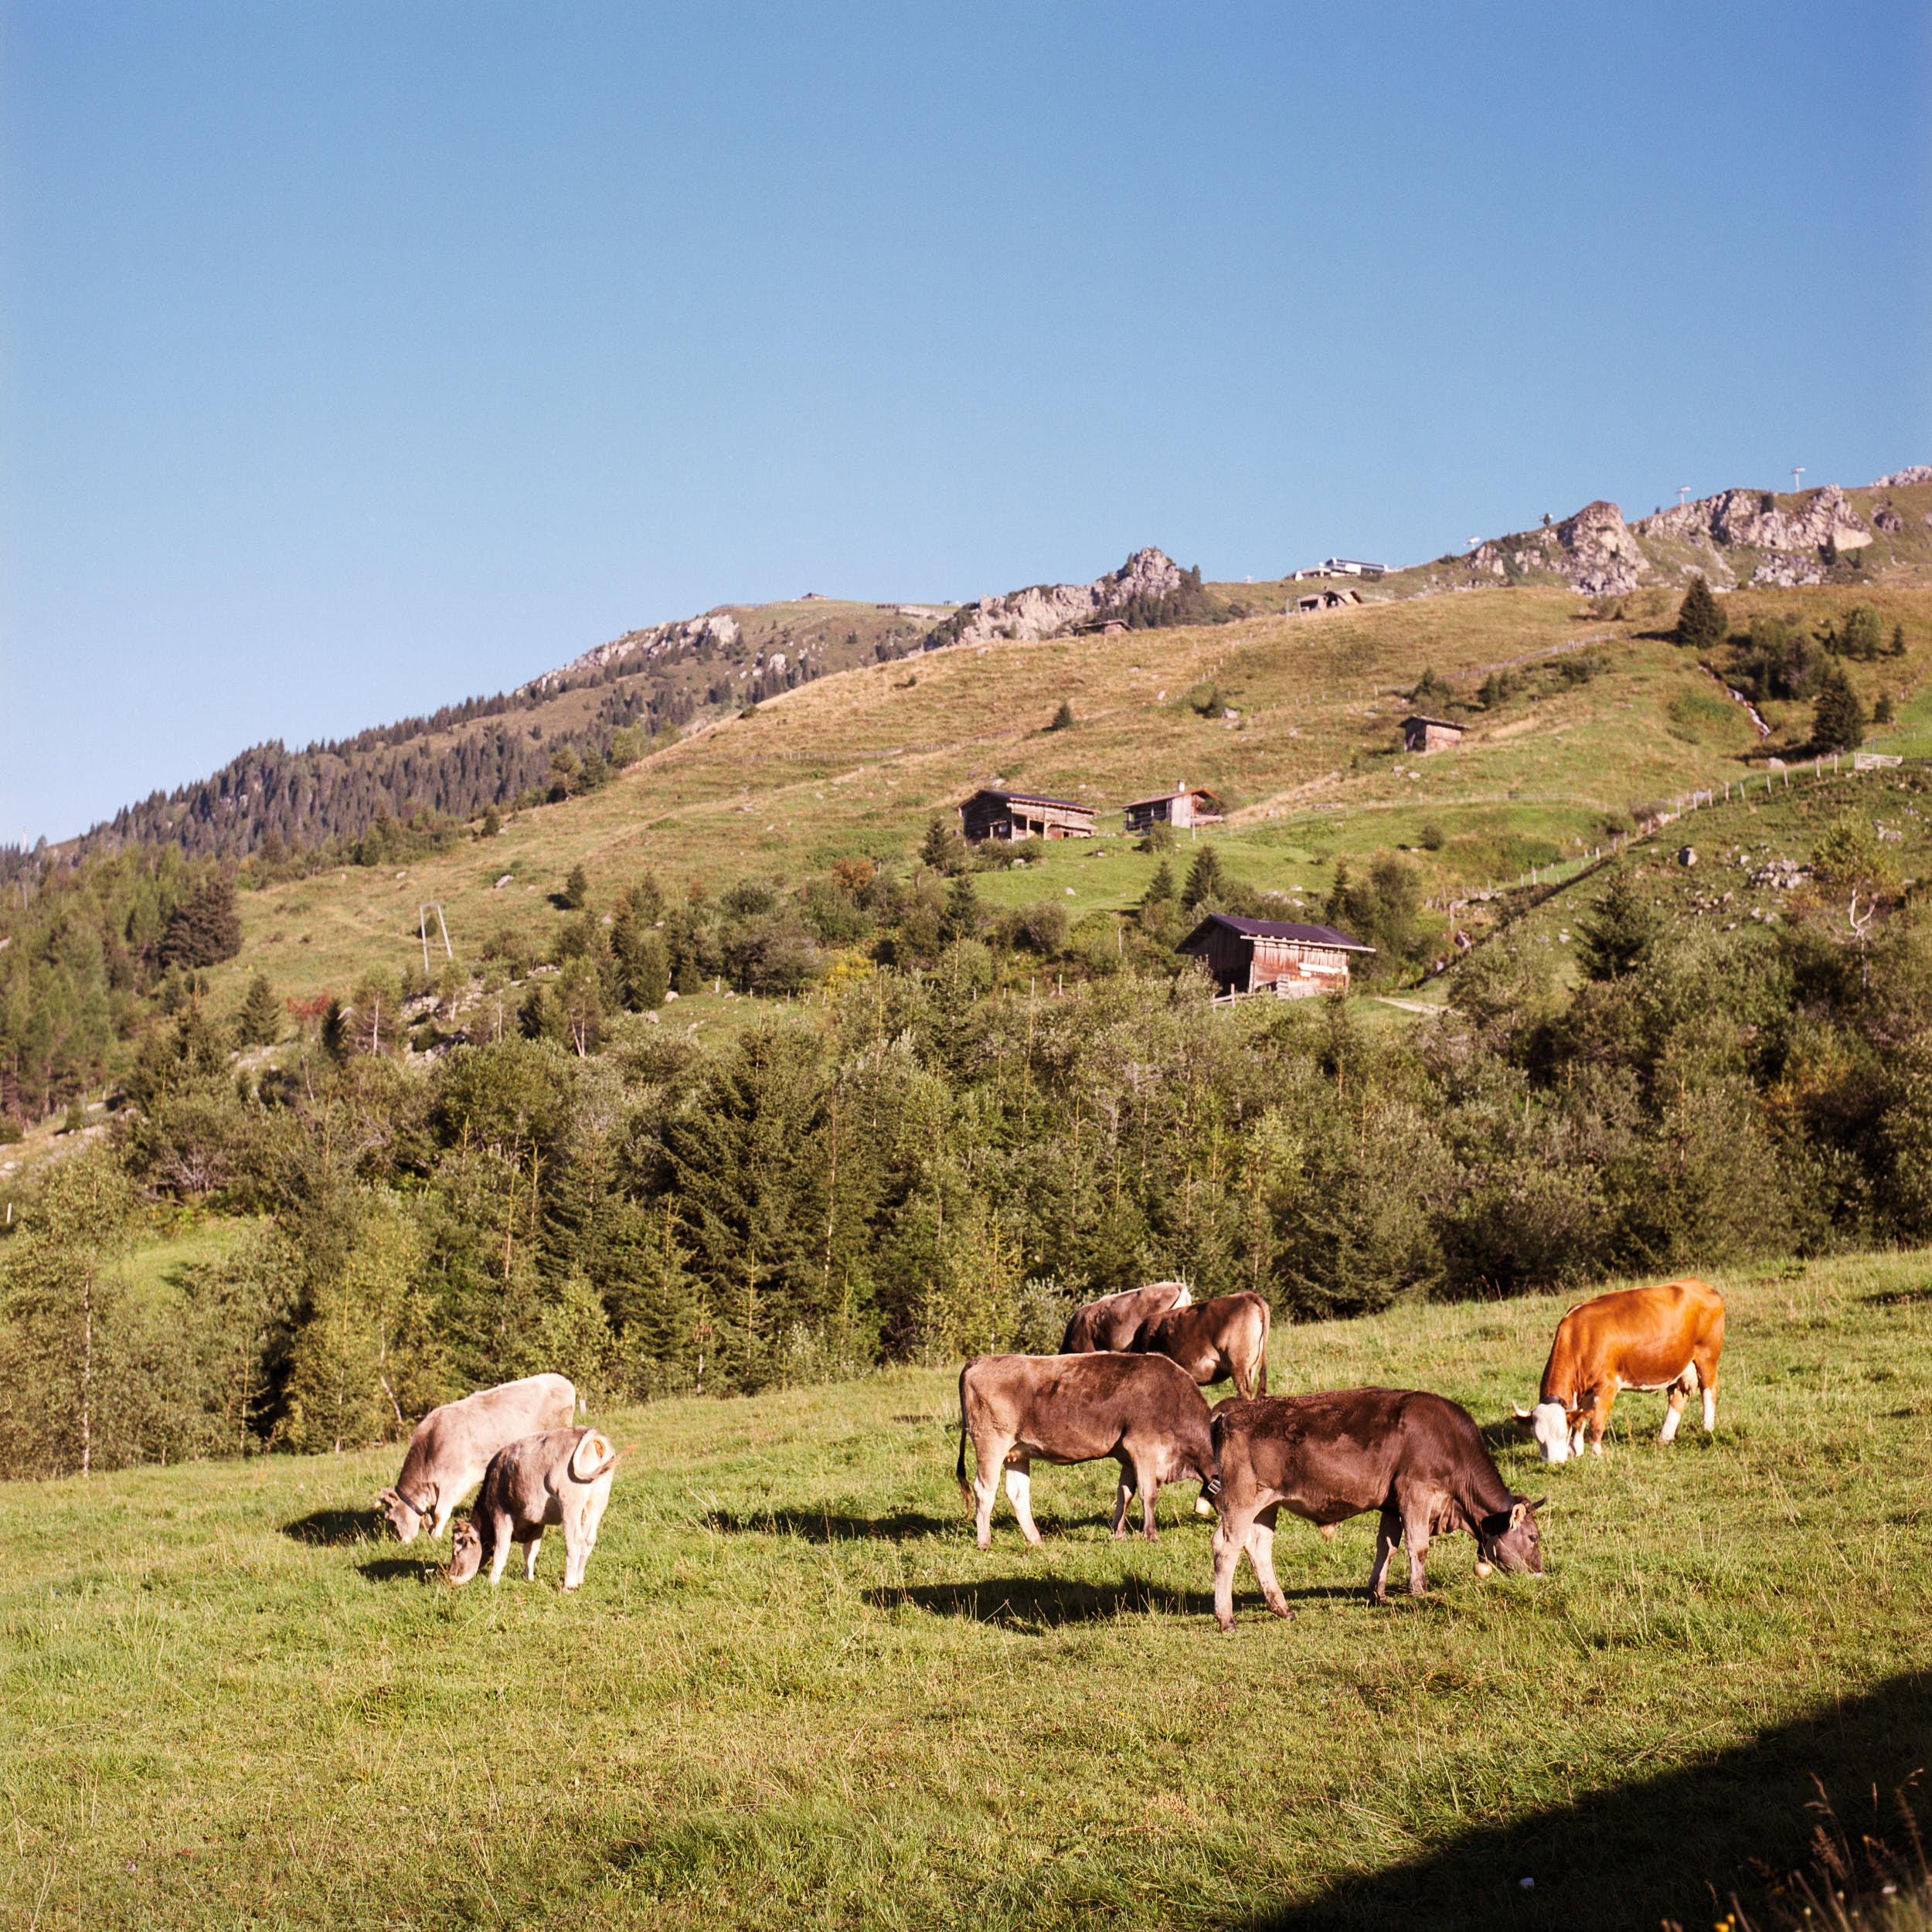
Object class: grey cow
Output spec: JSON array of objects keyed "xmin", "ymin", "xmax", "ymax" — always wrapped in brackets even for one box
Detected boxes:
[
  {"xmin": 447, "ymin": 1427, "xmax": 619, "ymax": 1590},
  {"xmin": 379, "ymin": 1372, "xmax": 577, "ymax": 1542}
]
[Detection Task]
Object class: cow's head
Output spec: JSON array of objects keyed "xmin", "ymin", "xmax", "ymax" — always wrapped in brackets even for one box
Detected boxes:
[
  {"xmin": 1476, "ymin": 1495, "xmax": 1546, "ymax": 1577},
  {"xmin": 379, "ymin": 1486, "xmax": 427, "ymax": 1543},
  {"xmin": 1514, "ymin": 1400, "xmax": 1577, "ymax": 1464},
  {"xmin": 446, "ymin": 1519, "xmax": 482, "ymax": 1587}
]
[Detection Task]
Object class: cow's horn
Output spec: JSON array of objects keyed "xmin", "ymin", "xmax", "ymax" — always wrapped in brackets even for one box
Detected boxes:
[
  {"xmin": 1512, "ymin": 1402, "xmax": 1532, "ymax": 1420},
  {"xmin": 1531, "ymin": 1495, "xmax": 1549, "ymax": 1511}
]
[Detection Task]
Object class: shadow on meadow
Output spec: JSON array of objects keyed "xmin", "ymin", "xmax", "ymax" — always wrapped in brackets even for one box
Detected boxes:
[
  {"xmin": 699, "ymin": 1507, "xmax": 955, "ymax": 1544},
  {"xmin": 865, "ymin": 1574, "xmax": 1358, "ymax": 1631},
  {"xmin": 1243, "ymin": 1668, "xmax": 1932, "ymax": 1932},
  {"xmin": 281, "ymin": 1507, "xmax": 376, "ymax": 1546}
]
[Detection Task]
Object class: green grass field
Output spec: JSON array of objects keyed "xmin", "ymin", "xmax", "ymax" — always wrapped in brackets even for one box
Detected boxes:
[{"xmin": 6, "ymin": 1251, "xmax": 1930, "ymax": 1930}]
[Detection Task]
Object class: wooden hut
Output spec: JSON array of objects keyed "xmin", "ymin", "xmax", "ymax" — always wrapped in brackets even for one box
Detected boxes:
[
  {"xmin": 1122, "ymin": 784, "xmax": 1224, "ymax": 835},
  {"xmin": 1176, "ymin": 913, "xmax": 1373, "ymax": 999},
  {"xmin": 1402, "ymin": 715, "xmax": 1465, "ymax": 753},
  {"xmin": 958, "ymin": 788, "xmax": 1095, "ymax": 842}
]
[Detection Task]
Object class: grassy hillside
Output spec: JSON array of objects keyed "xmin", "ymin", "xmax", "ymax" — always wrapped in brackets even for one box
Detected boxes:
[
  {"xmin": 172, "ymin": 582, "xmax": 1932, "ymax": 1029},
  {"xmin": 5, "ymin": 1249, "xmax": 1929, "ymax": 1930}
]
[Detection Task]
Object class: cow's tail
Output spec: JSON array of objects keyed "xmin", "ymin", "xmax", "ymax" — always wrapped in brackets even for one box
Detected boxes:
[
  {"xmin": 1203, "ymin": 1412, "xmax": 1228, "ymax": 1506},
  {"xmin": 1257, "ymin": 1298, "xmax": 1271, "ymax": 1396},
  {"xmin": 569, "ymin": 1430, "xmax": 621, "ymax": 1485},
  {"xmin": 955, "ymin": 1366, "xmax": 973, "ymax": 1502}
]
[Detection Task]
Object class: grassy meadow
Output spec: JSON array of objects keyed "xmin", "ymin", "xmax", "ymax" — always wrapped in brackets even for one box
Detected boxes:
[{"xmin": 5, "ymin": 1250, "xmax": 1931, "ymax": 1930}]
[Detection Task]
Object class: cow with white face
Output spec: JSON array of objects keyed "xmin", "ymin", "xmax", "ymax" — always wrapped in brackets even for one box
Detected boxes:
[{"xmin": 1517, "ymin": 1278, "xmax": 1725, "ymax": 1464}]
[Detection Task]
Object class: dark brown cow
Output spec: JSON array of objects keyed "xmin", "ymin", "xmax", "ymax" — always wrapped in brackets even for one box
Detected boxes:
[
  {"xmin": 1208, "ymin": 1389, "xmax": 1544, "ymax": 1630},
  {"xmin": 956, "ymin": 1352, "xmax": 1216, "ymax": 1549},
  {"xmin": 1059, "ymin": 1281, "xmax": 1192, "ymax": 1355},
  {"xmin": 1137, "ymin": 1291, "xmax": 1271, "ymax": 1397}
]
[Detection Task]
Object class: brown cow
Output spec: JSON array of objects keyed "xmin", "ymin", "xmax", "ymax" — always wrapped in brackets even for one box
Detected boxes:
[
  {"xmin": 1208, "ymin": 1389, "xmax": 1544, "ymax": 1630},
  {"xmin": 1136, "ymin": 1291, "xmax": 1270, "ymax": 1397},
  {"xmin": 1515, "ymin": 1277, "xmax": 1726, "ymax": 1463},
  {"xmin": 447, "ymin": 1427, "xmax": 618, "ymax": 1590},
  {"xmin": 955, "ymin": 1352, "xmax": 1217, "ymax": 1550},
  {"xmin": 380, "ymin": 1372, "xmax": 578, "ymax": 1542},
  {"xmin": 1059, "ymin": 1281, "xmax": 1192, "ymax": 1354}
]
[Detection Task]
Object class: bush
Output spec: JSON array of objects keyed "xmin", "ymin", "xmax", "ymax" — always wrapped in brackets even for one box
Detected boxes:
[
  {"xmin": 1419, "ymin": 821, "xmax": 1446, "ymax": 852},
  {"xmin": 1046, "ymin": 700, "xmax": 1075, "ymax": 732}
]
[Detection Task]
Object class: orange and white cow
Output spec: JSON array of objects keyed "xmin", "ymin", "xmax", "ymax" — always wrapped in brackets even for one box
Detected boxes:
[{"xmin": 1515, "ymin": 1278, "xmax": 1725, "ymax": 1464}]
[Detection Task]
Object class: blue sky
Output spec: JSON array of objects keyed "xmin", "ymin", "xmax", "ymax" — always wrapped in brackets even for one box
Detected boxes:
[{"xmin": 4, "ymin": 2, "xmax": 1927, "ymax": 844}]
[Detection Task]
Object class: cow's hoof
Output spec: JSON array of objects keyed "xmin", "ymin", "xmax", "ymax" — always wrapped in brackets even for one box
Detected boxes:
[
  {"xmin": 1267, "ymin": 1600, "xmax": 1294, "ymax": 1621},
  {"xmin": 1214, "ymin": 1615, "xmax": 1236, "ymax": 1634}
]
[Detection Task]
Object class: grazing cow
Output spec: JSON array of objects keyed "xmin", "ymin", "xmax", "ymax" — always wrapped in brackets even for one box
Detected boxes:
[
  {"xmin": 447, "ymin": 1427, "xmax": 619, "ymax": 1590},
  {"xmin": 1059, "ymin": 1281, "xmax": 1192, "ymax": 1355},
  {"xmin": 1515, "ymin": 1277, "xmax": 1726, "ymax": 1464},
  {"xmin": 956, "ymin": 1352, "xmax": 1217, "ymax": 1550},
  {"xmin": 379, "ymin": 1372, "xmax": 577, "ymax": 1542},
  {"xmin": 1136, "ymin": 1291, "xmax": 1271, "ymax": 1398},
  {"xmin": 1208, "ymin": 1389, "xmax": 1544, "ymax": 1630}
]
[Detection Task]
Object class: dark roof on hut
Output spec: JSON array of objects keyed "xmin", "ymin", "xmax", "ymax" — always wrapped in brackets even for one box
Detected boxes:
[
  {"xmin": 1177, "ymin": 913, "xmax": 1376, "ymax": 954},
  {"xmin": 1402, "ymin": 715, "xmax": 1463, "ymax": 731},
  {"xmin": 966, "ymin": 787, "xmax": 1090, "ymax": 812}
]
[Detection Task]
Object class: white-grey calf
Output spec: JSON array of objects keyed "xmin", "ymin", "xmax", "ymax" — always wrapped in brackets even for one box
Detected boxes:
[{"xmin": 447, "ymin": 1427, "xmax": 618, "ymax": 1591}]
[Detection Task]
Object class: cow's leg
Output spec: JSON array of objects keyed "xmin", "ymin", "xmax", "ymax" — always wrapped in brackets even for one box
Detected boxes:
[
  {"xmin": 971, "ymin": 1435, "xmax": 1008, "ymax": 1550},
  {"xmin": 1211, "ymin": 1505, "xmax": 1254, "ymax": 1631},
  {"xmin": 1247, "ymin": 1503, "xmax": 1291, "ymax": 1620},
  {"xmin": 1003, "ymin": 1461, "xmax": 1042, "ymax": 1547},
  {"xmin": 485, "ymin": 1512, "xmax": 514, "ymax": 1587},
  {"xmin": 1403, "ymin": 1502, "xmax": 1432, "ymax": 1597},
  {"xmin": 1111, "ymin": 1458, "xmax": 1135, "ymax": 1539},
  {"xmin": 562, "ymin": 1509, "xmax": 593, "ymax": 1590},
  {"xmin": 1584, "ymin": 1386, "xmax": 1615, "ymax": 1457},
  {"xmin": 523, "ymin": 1532, "xmax": 543, "ymax": 1582},
  {"xmin": 430, "ymin": 1500, "xmax": 452, "ymax": 1539},
  {"xmin": 1230, "ymin": 1352, "xmax": 1253, "ymax": 1400},
  {"xmin": 1130, "ymin": 1453, "xmax": 1162, "ymax": 1542},
  {"xmin": 1660, "ymin": 1382, "xmax": 1689, "ymax": 1444},
  {"xmin": 1367, "ymin": 1509, "xmax": 1401, "ymax": 1604},
  {"xmin": 1702, "ymin": 1376, "xmax": 1718, "ymax": 1434}
]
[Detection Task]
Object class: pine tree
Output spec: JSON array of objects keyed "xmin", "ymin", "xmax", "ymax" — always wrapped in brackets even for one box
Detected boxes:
[
  {"xmin": 158, "ymin": 876, "xmax": 243, "ymax": 970},
  {"xmin": 1674, "ymin": 576, "xmax": 1726, "ymax": 653},
  {"xmin": 1890, "ymin": 624, "xmax": 1907, "ymax": 658},
  {"xmin": 1182, "ymin": 843, "xmax": 1225, "ymax": 910},
  {"xmin": 561, "ymin": 863, "xmax": 590, "ymax": 910},
  {"xmin": 1046, "ymin": 700, "xmax": 1075, "ymax": 732},
  {"xmin": 1839, "ymin": 604, "xmax": 1883, "ymax": 662},
  {"xmin": 1576, "ymin": 866, "xmax": 1661, "ymax": 981},
  {"xmin": 940, "ymin": 872, "xmax": 981, "ymax": 942},
  {"xmin": 920, "ymin": 816, "xmax": 964, "ymax": 876},
  {"xmin": 236, "ymin": 973, "xmax": 281, "ymax": 1048},
  {"xmin": 1812, "ymin": 668, "xmax": 1866, "ymax": 753},
  {"xmin": 1141, "ymin": 859, "xmax": 1177, "ymax": 908},
  {"xmin": 480, "ymin": 803, "xmax": 502, "ymax": 838}
]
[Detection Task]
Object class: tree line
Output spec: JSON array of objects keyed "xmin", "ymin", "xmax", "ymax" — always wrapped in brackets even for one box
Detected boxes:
[{"xmin": 5, "ymin": 807, "xmax": 1930, "ymax": 1480}]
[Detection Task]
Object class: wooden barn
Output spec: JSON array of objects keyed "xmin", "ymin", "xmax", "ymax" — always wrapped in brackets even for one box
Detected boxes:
[
  {"xmin": 958, "ymin": 788, "xmax": 1095, "ymax": 842},
  {"xmin": 1403, "ymin": 714, "xmax": 1465, "ymax": 753},
  {"xmin": 1122, "ymin": 784, "xmax": 1225, "ymax": 835},
  {"xmin": 1293, "ymin": 586, "xmax": 1362, "ymax": 614},
  {"xmin": 1177, "ymin": 913, "xmax": 1374, "ymax": 999}
]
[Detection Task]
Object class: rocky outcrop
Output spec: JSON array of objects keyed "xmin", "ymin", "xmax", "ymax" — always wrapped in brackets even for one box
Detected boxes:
[
  {"xmin": 522, "ymin": 611, "xmax": 743, "ymax": 694},
  {"xmin": 1875, "ymin": 466, "xmax": 1932, "ymax": 487},
  {"xmin": 1553, "ymin": 501, "xmax": 1655, "ymax": 596},
  {"xmin": 1633, "ymin": 485, "xmax": 1871, "ymax": 588},
  {"xmin": 931, "ymin": 548, "xmax": 1184, "ymax": 648}
]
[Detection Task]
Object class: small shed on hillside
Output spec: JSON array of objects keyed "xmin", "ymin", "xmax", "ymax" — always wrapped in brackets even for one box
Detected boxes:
[
  {"xmin": 959, "ymin": 788, "xmax": 1095, "ymax": 842},
  {"xmin": 1122, "ymin": 784, "xmax": 1225, "ymax": 835},
  {"xmin": 1293, "ymin": 586, "xmax": 1362, "ymax": 614},
  {"xmin": 1403, "ymin": 715, "xmax": 1465, "ymax": 753},
  {"xmin": 1177, "ymin": 913, "xmax": 1374, "ymax": 999}
]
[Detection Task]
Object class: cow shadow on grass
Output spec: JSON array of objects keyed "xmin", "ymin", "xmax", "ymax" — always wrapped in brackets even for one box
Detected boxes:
[
  {"xmin": 1236, "ymin": 1668, "xmax": 1932, "ymax": 1932},
  {"xmin": 281, "ymin": 1507, "xmax": 375, "ymax": 1547},
  {"xmin": 357, "ymin": 1556, "xmax": 445, "ymax": 1585},
  {"xmin": 699, "ymin": 1507, "xmax": 954, "ymax": 1545},
  {"xmin": 866, "ymin": 1576, "xmax": 1357, "ymax": 1631}
]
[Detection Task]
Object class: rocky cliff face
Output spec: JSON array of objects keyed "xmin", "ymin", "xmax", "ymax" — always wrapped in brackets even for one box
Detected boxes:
[
  {"xmin": 523, "ymin": 611, "xmax": 743, "ymax": 694},
  {"xmin": 1632, "ymin": 485, "xmax": 1872, "ymax": 587},
  {"xmin": 935, "ymin": 547, "xmax": 1184, "ymax": 647}
]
